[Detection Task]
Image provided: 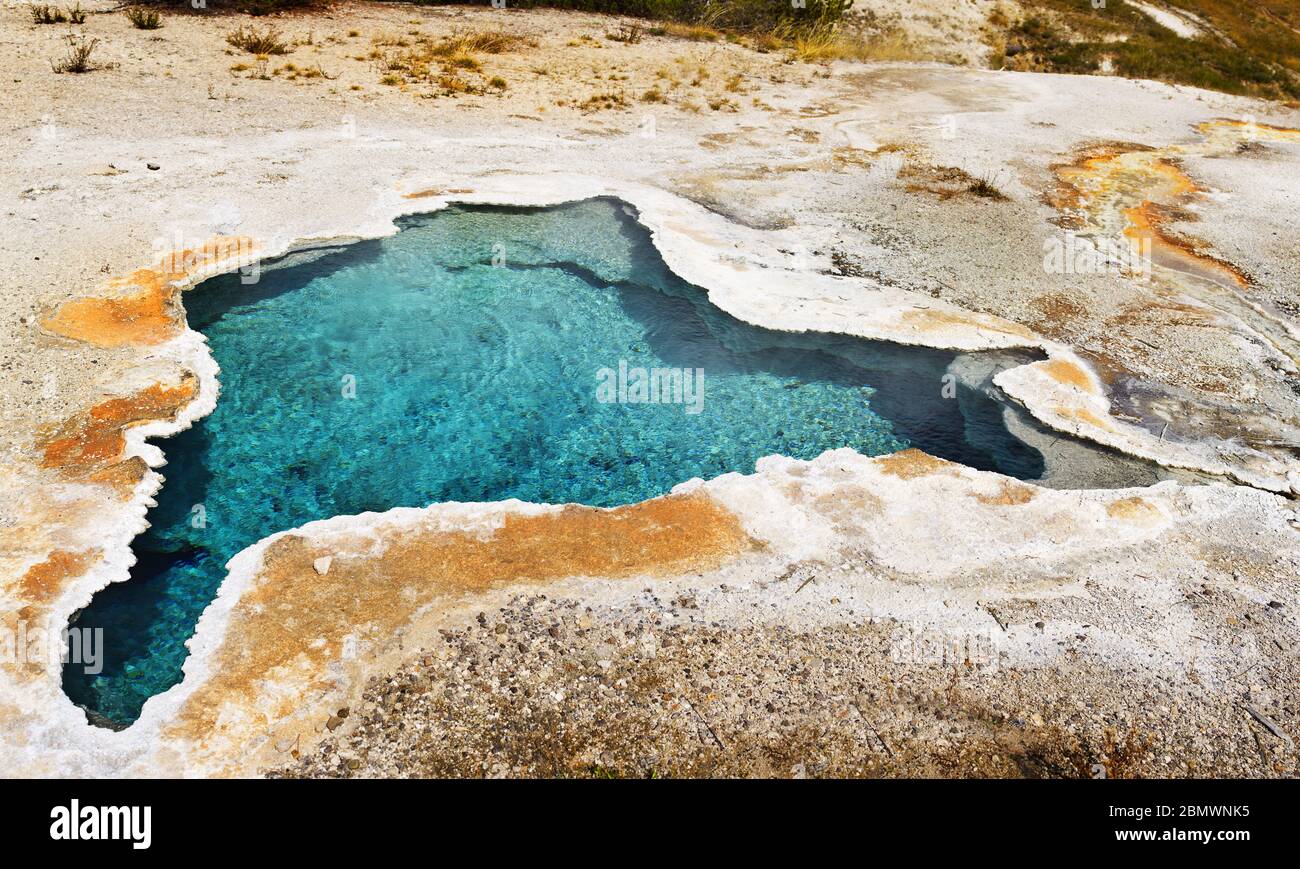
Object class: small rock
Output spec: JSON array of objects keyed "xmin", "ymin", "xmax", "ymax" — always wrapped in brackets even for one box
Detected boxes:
[
  {"xmin": 146, "ymin": 162, "xmax": 160, "ymax": 171},
  {"xmin": 313, "ymin": 556, "xmax": 332, "ymax": 575}
]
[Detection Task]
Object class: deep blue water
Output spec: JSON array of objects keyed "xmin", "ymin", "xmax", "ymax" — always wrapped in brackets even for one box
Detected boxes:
[{"xmin": 64, "ymin": 198, "xmax": 1044, "ymax": 726}]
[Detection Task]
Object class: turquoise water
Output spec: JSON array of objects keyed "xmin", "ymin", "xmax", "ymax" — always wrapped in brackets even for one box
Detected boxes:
[{"xmin": 64, "ymin": 199, "xmax": 1043, "ymax": 726}]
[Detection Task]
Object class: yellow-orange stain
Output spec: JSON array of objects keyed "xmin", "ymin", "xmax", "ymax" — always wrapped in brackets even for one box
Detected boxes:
[
  {"xmin": 1195, "ymin": 118, "xmax": 1300, "ymax": 144},
  {"xmin": 1048, "ymin": 122, "xmax": 1300, "ymax": 298},
  {"xmin": 42, "ymin": 236, "xmax": 256, "ymax": 348},
  {"xmin": 402, "ymin": 187, "xmax": 474, "ymax": 199},
  {"xmin": 167, "ymin": 492, "xmax": 753, "ymax": 742},
  {"xmin": 1041, "ymin": 359, "xmax": 1097, "ymax": 393},
  {"xmin": 974, "ymin": 479, "xmax": 1037, "ymax": 506},
  {"xmin": 1053, "ymin": 406, "xmax": 1115, "ymax": 432},
  {"xmin": 37, "ymin": 375, "xmax": 198, "ymax": 478},
  {"xmin": 1106, "ymin": 497, "xmax": 1163, "ymax": 524},
  {"xmin": 876, "ymin": 449, "xmax": 957, "ymax": 480},
  {"xmin": 1122, "ymin": 202, "xmax": 1248, "ymax": 290},
  {"xmin": 14, "ymin": 549, "xmax": 100, "ymax": 605},
  {"xmin": 900, "ymin": 308, "xmax": 1035, "ymax": 340},
  {"xmin": 88, "ymin": 456, "xmax": 151, "ymax": 498}
]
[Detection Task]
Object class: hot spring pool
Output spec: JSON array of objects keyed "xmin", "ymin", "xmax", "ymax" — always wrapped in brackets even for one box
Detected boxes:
[{"xmin": 66, "ymin": 198, "xmax": 1047, "ymax": 726}]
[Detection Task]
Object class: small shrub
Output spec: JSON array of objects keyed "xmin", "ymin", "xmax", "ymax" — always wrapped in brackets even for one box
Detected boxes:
[
  {"xmin": 67, "ymin": 3, "xmax": 85, "ymax": 24},
  {"xmin": 226, "ymin": 25, "xmax": 289, "ymax": 55},
  {"xmin": 429, "ymin": 30, "xmax": 531, "ymax": 57},
  {"xmin": 29, "ymin": 4, "xmax": 67, "ymax": 24},
  {"xmin": 579, "ymin": 91, "xmax": 627, "ymax": 112},
  {"xmin": 51, "ymin": 34, "xmax": 98, "ymax": 74},
  {"xmin": 968, "ymin": 173, "xmax": 1009, "ymax": 200},
  {"xmin": 607, "ymin": 23, "xmax": 643, "ymax": 44},
  {"xmin": 488, "ymin": 75, "xmax": 507, "ymax": 90},
  {"xmin": 125, "ymin": 7, "xmax": 163, "ymax": 30},
  {"xmin": 436, "ymin": 73, "xmax": 472, "ymax": 94},
  {"xmin": 659, "ymin": 22, "xmax": 720, "ymax": 43}
]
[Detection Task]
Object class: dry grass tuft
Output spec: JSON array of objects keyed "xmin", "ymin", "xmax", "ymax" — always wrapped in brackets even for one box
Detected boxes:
[
  {"xmin": 579, "ymin": 91, "xmax": 628, "ymax": 112},
  {"xmin": 29, "ymin": 3, "xmax": 67, "ymax": 24},
  {"xmin": 651, "ymin": 22, "xmax": 722, "ymax": 42},
  {"xmin": 372, "ymin": 29, "xmax": 533, "ymax": 97},
  {"xmin": 787, "ymin": 25, "xmax": 926, "ymax": 63},
  {"xmin": 124, "ymin": 6, "xmax": 162, "ymax": 30},
  {"xmin": 51, "ymin": 33, "xmax": 98, "ymax": 74},
  {"xmin": 226, "ymin": 25, "xmax": 290, "ymax": 56},
  {"xmin": 607, "ymin": 23, "xmax": 644, "ymax": 44}
]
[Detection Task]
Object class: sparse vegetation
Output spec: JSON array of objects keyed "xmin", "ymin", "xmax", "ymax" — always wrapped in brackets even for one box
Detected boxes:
[
  {"xmin": 607, "ymin": 23, "xmax": 644, "ymax": 44},
  {"xmin": 125, "ymin": 7, "xmax": 163, "ymax": 30},
  {"xmin": 67, "ymin": 3, "xmax": 85, "ymax": 24},
  {"xmin": 226, "ymin": 25, "xmax": 290, "ymax": 56},
  {"xmin": 388, "ymin": 0, "xmax": 854, "ymax": 51},
  {"xmin": 29, "ymin": 3, "xmax": 68, "ymax": 24},
  {"xmin": 651, "ymin": 22, "xmax": 721, "ymax": 42},
  {"xmin": 1001, "ymin": 0, "xmax": 1300, "ymax": 101},
  {"xmin": 899, "ymin": 163, "xmax": 1010, "ymax": 202},
  {"xmin": 51, "ymin": 34, "xmax": 98, "ymax": 74},
  {"xmin": 967, "ymin": 172, "xmax": 1009, "ymax": 201},
  {"xmin": 579, "ymin": 91, "xmax": 628, "ymax": 112},
  {"xmin": 369, "ymin": 29, "xmax": 534, "ymax": 96}
]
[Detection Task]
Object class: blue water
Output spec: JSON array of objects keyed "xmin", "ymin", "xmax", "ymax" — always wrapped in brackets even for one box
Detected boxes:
[{"xmin": 64, "ymin": 198, "xmax": 1044, "ymax": 726}]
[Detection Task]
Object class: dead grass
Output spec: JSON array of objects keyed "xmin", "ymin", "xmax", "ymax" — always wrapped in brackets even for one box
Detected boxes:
[
  {"xmin": 579, "ymin": 91, "xmax": 628, "ymax": 112},
  {"xmin": 651, "ymin": 22, "xmax": 722, "ymax": 43},
  {"xmin": 371, "ymin": 29, "xmax": 534, "ymax": 97},
  {"xmin": 606, "ymin": 23, "xmax": 644, "ymax": 44},
  {"xmin": 787, "ymin": 25, "xmax": 926, "ymax": 63},
  {"xmin": 28, "ymin": 3, "xmax": 67, "ymax": 24},
  {"xmin": 226, "ymin": 25, "xmax": 290, "ymax": 56},
  {"xmin": 51, "ymin": 33, "xmax": 98, "ymax": 74},
  {"xmin": 124, "ymin": 6, "xmax": 162, "ymax": 30},
  {"xmin": 900, "ymin": 163, "xmax": 1010, "ymax": 202}
]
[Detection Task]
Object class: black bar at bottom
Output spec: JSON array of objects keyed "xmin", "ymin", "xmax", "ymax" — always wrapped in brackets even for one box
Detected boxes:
[{"xmin": 1, "ymin": 778, "xmax": 1288, "ymax": 853}]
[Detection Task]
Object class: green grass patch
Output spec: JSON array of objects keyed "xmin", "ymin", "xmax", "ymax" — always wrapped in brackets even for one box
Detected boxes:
[{"xmin": 1006, "ymin": 0, "xmax": 1300, "ymax": 101}]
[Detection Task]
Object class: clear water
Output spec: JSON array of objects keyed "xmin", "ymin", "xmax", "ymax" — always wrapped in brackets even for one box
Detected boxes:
[{"xmin": 64, "ymin": 198, "xmax": 1044, "ymax": 726}]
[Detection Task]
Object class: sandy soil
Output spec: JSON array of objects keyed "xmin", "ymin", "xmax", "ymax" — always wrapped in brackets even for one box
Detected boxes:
[{"xmin": 0, "ymin": 2, "xmax": 1298, "ymax": 777}]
